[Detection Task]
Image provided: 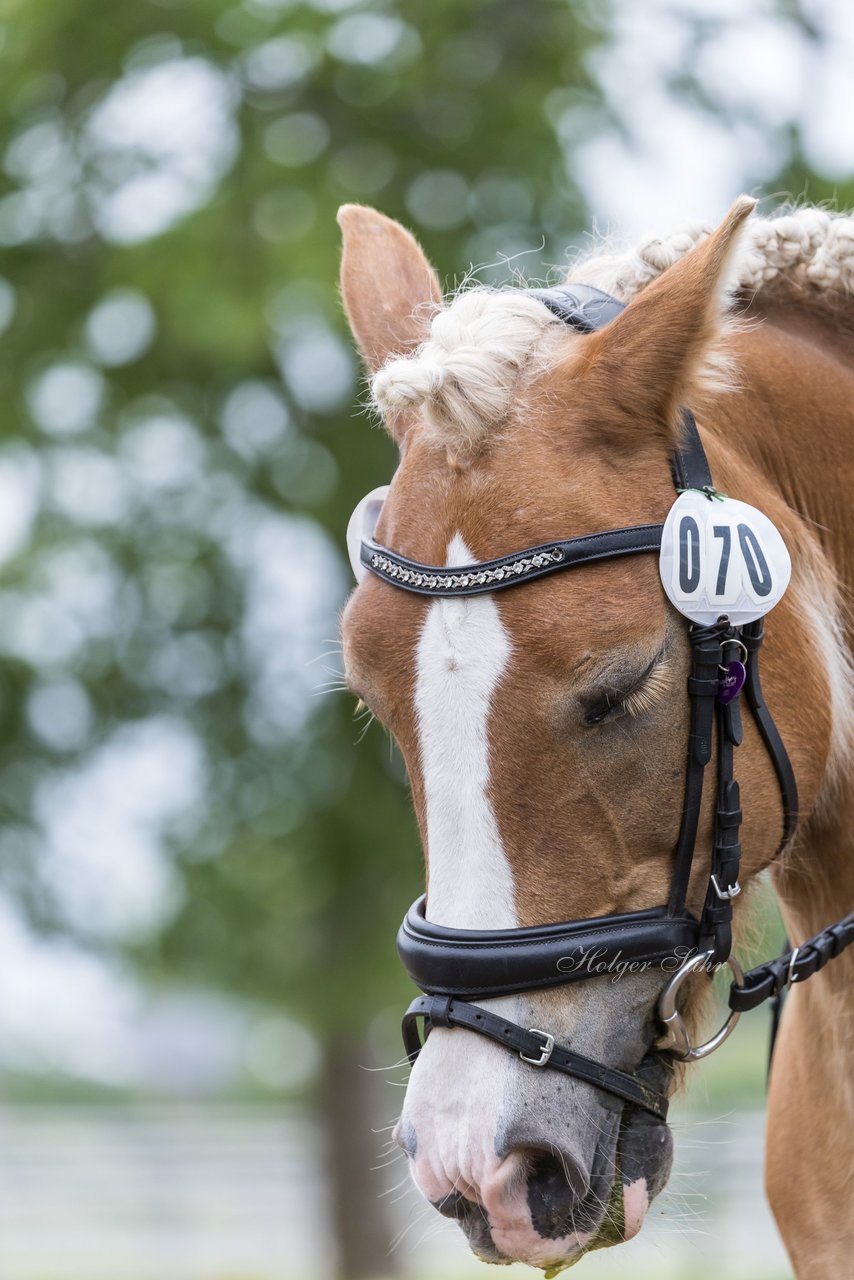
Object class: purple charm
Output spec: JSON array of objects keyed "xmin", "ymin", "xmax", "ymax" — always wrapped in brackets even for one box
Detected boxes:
[{"xmin": 718, "ymin": 660, "xmax": 746, "ymax": 705}]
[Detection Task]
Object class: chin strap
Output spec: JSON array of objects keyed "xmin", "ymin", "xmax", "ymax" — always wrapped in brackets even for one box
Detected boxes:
[{"xmin": 402, "ymin": 994, "xmax": 671, "ymax": 1122}]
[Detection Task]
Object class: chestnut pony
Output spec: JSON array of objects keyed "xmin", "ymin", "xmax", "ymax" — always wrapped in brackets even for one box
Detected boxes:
[{"xmin": 339, "ymin": 198, "xmax": 854, "ymax": 1275}]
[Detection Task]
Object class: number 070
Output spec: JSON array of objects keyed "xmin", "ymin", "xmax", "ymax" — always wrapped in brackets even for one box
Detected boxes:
[{"xmin": 676, "ymin": 515, "xmax": 773, "ymax": 603}]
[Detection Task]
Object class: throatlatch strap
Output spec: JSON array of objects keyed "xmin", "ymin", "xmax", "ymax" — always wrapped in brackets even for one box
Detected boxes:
[
  {"xmin": 402, "ymin": 995, "xmax": 670, "ymax": 1121},
  {"xmin": 741, "ymin": 620, "xmax": 799, "ymax": 848}
]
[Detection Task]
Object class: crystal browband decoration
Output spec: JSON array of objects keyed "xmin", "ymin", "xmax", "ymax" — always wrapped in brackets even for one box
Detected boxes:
[{"xmin": 369, "ymin": 547, "xmax": 564, "ymax": 590}]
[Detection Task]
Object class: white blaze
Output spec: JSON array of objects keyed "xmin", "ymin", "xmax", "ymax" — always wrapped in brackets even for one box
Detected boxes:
[
  {"xmin": 405, "ymin": 534, "xmax": 519, "ymax": 1203},
  {"xmin": 414, "ymin": 534, "xmax": 517, "ymax": 928}
]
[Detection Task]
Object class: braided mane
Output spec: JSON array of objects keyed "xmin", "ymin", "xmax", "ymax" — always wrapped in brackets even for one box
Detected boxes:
[
  {"xmin": 371, "ymin": 205, "xmax": 854, "ymax": 456},
  {"xmin": 572, "ymin": 205, "xmax": 854, "ymax": 300}
]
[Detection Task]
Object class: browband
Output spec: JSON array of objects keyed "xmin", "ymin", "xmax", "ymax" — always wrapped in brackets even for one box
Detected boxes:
[{"xmin": 362, "ymin": 524, "xmax": 664, "ymax": 597}]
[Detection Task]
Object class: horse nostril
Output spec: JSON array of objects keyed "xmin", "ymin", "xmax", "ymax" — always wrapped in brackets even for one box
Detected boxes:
[
  {"xmin": 525, "ymin": 1149, "xmax": 598, "ymax": 1239},
  {"xmin": 433, "ymin": 1190, "xmax": 478, "ymax": 1221}
]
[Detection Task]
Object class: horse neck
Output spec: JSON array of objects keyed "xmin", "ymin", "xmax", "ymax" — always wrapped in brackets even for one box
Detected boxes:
[
  {"xmin": 714, "ymin": 294, "xmax": 854, "ymax": 584},
  {"xmin": 706, "ymin": 293, "xmax": 854, "ymax": 942}
]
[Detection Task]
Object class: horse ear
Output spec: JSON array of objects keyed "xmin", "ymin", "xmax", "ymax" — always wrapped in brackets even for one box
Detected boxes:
[
  {"xmin": 579, "ymin": 196, "xmax": 756, "ymax": 447},
  {"xmin": 338, "ymin": 205, "xmax": 442, "ymax": 376}
]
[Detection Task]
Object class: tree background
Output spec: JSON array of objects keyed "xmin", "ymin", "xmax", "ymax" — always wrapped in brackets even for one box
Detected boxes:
[{"xmin": 0, "ymin": 1, "xmax": 851, "ymax": 1277}]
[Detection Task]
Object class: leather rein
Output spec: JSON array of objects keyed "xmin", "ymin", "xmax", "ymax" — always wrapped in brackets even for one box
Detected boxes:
[{"xmin": 359, "ymin": 284, "xmax": 854, "ymax": 1124}]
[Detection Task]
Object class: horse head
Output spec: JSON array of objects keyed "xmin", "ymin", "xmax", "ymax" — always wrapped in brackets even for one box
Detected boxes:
[{"xmin": 338, "ymin": 199, "xmax": 843, "ymax": 1269}]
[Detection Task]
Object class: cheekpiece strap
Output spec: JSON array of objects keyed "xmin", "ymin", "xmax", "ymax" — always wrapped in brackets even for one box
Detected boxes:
[{"xmin": 667, "ymin": 620, "xmax": 734, "ymax": 918}]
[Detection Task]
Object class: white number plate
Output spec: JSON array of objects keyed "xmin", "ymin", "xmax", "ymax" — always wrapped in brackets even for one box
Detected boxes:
[{"xmin": 659, "ymin": 492, "xmax": 791, "ymax": 625}]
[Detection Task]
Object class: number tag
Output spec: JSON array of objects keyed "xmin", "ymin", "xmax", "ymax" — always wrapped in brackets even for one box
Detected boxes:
[
  {"xmin": 659, "ymin": 492, "xmax": 791, "ymax": 625},
  {"xmin": 346, "ymin": 484, "xmax": 390, "ymax": 582}
]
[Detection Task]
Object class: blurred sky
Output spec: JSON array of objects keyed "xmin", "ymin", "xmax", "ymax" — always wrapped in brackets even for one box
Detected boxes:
[
  {"xmin": 577, "ymin": 0, "xmax": 854, "ymax": 232},
  {"xmin": 1, "ymin": 0, "xmax": 853, "ymax": 1094}
]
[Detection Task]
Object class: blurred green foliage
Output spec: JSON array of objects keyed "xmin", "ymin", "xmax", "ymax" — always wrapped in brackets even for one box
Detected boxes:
[{"xmin": 0, "ymin": 0, "xmax": 611, "ymax": 1039}]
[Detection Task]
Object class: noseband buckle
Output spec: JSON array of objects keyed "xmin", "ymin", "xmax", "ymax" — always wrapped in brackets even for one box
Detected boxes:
[
  {"xmin": 657, "ymin": 950, "xmax": 744, "ymax": 1061},
  {"xmin": 520, "ymin": 1029, "xmax": 555, "ymax": 1067}
]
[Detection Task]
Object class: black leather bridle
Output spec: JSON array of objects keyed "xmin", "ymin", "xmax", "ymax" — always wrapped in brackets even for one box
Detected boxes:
[{"xmin": 359, "ymin": 284, "xmax": 854, "ymax": 1124}]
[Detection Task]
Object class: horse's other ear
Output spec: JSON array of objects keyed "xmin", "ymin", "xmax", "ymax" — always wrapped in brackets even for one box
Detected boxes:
[
  {"xmin": 338, "ymin": 204, "xmax": 442, "ymax": 376},
  {"xmin": 579, "ymin": 195, "xmax": 756, "ymax": 448}
]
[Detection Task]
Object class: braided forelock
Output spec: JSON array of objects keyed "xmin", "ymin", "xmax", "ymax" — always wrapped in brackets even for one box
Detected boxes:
[{"xmin": 370, "ymin": 289, "xmax": 565, "ymax": 458}]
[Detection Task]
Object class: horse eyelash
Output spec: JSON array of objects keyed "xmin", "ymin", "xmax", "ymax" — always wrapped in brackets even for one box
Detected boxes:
[
  {"xmin": 621, "ymin": 657, "xmax": 672, "ymax": 718},
  {"xmin": 585, "ymin": 653, "xmax": 670, "ymax": 725}
]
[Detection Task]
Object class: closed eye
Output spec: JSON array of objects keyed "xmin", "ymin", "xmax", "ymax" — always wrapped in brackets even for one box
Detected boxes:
[{"xmin": 583, "ymin": 653, "xmax": 671, "ymax": 726}]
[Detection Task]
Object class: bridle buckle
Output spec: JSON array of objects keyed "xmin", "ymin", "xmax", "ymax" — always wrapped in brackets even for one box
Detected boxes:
[
  {"xmin": 520, "ymin": 1029, "xmax": 555, "ymax": 1067},
  {"xmin": 785, "ymin": 945, "xmax": 801, "ymax": 989},
  {"xmin": 710, "ymin": 874, "xmax": 741, "ymax": 901}
]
